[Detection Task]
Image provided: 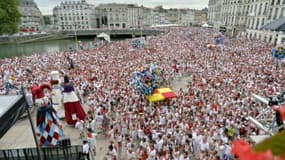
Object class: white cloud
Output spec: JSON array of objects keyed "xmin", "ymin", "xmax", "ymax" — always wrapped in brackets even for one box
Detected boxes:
[{"xmin": 34, "ymin": 0, "xmax": 208, "ymax": 15}]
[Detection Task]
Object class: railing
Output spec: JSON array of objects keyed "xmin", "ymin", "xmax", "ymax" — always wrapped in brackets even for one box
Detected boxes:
[
  {"xmin": 62, "ymin": 29, "xmax": 164, "ymax": 36},
  {"xmin": 0, "ymin": 145, "xmax": 82, "ymax": 160}
]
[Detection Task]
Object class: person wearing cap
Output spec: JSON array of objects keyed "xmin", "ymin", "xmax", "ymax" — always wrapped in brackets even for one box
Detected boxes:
[
  {"xmin": 31, "ymin": 83, "xmax": 64, "ymax": 147},
  {"xmin": 62, "ymin": 75, "xmax": 86, "ymax": 125}
]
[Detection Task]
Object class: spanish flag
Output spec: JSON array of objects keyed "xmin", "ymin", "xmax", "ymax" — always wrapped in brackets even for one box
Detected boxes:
[{"xmin": 147, "ymin": 88, "xmax": 177, "ymax": 102}]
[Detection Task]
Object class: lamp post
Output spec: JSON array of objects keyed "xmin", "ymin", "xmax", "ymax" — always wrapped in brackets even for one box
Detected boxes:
[{"xmin": 72, "ymin": 23, "xmax": 78, "ymax": 51}]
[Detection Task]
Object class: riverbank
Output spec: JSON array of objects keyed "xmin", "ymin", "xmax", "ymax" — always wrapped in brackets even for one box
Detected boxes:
[{"xmin": 0, "ymin": 33, "xmax": 71, "ymax": 45}]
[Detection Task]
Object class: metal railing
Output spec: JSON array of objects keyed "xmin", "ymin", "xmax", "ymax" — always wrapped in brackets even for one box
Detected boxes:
[{"xmin": 0, "ymin": 145, "xmax": 82, "ymax": 160}]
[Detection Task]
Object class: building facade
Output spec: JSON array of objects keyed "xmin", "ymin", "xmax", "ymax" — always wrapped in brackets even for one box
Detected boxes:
[
  {"xmin": 179, "ymin": 9, "xmax": 195, "ymax": 26},
  {"xmin": 19, "ymin": 0, "xmax": 43, "ymax": 32},
  {"xmin": 53, "ymin": 0, "xmax": 96, "ymax": 31},
  {"xmin": 208, "ymin": 0, "xmax": 223, "ymax": 30},
  {"xmin": 209, "ymin": 0, "xmax": 285, "ymax": 44},
  {"xmin": 194, "ymin": 10, "xmax": 208, "ymax": 26},
  {"xmin": 96, "ymin": 3, "xmax": 129, "ymax": 29}
]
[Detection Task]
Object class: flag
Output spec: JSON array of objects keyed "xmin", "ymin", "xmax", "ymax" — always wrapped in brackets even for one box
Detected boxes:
[{"xmin": 147, "ymin": 88, "xmax": 177, "ymax": 102}]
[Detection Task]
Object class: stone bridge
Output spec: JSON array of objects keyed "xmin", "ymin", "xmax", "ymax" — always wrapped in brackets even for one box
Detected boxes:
[{"xmin": 62, "ymin": 29, "xmax": 164, "ymax": 37}]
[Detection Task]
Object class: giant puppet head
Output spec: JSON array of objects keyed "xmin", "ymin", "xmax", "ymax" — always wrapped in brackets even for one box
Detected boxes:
[
  {"xmin": 50, "ymin": 71, "xmax": 61, "ymax": 85},
  {"xmin": 31, "ymin": 83, "xmax": 52, "ymax": 106}
]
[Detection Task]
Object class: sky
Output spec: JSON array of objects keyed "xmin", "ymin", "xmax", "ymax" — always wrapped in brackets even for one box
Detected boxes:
[{"xmin": 34, "ymin": 0, "xmax": 208, "ymax": 15}]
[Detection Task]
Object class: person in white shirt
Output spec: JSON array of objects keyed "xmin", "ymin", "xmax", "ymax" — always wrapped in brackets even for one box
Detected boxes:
[
  {"xmin": 200, "ymin": 137, "xmax": 210, "ymax": 152},
  {"xmin": 126, "ymin": 148, "xmax": 136, "ymax": 160},
  {"xmin": 107, "ymin": 144, "xmax": 117, "ymax": 160},
  {"xmin": 75, "ymin": 119, "xmax": 85, "ymax": 138},
  {"xmin": 179, "ymin": 151, "xmax": 190, "ymax": 160},
  {"xmin": 95, "ymin": 112, "xmax": 103, "ymax": 133},
  {"xmin": 79, "ymin": 140, "xmax": 90, "ymax": 160},
  {"xmin": 87, "ymin": 130, "xmax": 97, "ymax": 156},
  {"xmin": 148, "ymin": 144, "xmax": 157, "ymax": 160}
]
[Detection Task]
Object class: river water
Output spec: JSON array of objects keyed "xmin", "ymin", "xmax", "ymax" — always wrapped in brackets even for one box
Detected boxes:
[{"xmin": 0, "ymin": 38, "xmax": 94, "ymax": 59}]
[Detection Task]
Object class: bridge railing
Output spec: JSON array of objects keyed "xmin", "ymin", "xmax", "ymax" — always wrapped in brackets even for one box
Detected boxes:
[
  {"xmin": 61, "ymin": 28, "xmax": 164, "ymax": 36},
  {"xmin": 0, "ymin": 145, "xmax": 82, "ymax": 160}
]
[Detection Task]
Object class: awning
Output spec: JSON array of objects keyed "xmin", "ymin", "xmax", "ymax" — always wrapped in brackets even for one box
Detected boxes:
[{"xmin": 0, "ymin": 95, "xmax": 28, "ymax": 138}]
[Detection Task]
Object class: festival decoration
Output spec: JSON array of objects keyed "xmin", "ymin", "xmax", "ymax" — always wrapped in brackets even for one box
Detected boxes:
[
  {"xmin": 272, "ymin": 47, "xmax": 285, "ymax": 59},
  {"xmin": 214, "ymin": 34, "xmax": 225, "ymax": 45},
  {"xmin": 132, "ymin": 64, "xmax": 158, "ymax": 95},
  {"xmin": 131, "ymin": 38, "xmax": 144, "ymax": 49}
]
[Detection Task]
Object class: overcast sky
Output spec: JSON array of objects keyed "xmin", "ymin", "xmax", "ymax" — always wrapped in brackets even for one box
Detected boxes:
[{"xmin": 34, "ymin": 0, "xmax": 208, "ymax": 15}]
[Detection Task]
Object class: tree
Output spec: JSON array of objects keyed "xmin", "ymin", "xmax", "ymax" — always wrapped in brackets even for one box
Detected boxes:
[
  {"xmin": 0, "ymin": 0, "xmax": 21, "ymax": 35},
  {"xmin": 43, "ymin": 16, "xmax": 51, "ymax": 25}
]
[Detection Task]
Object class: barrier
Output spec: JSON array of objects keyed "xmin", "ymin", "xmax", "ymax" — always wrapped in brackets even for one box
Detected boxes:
[{"xmin": 0, "ymin": 145, "xmax": 82, "ymax": 160}]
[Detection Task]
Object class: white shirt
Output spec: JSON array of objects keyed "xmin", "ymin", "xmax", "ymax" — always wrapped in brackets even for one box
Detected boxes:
[{"xmin": 82, "ymin": 143, "xmax": 89, "ymax": 154}]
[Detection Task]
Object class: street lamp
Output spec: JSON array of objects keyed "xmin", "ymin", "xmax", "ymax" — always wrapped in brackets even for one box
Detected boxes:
[{"xmin": 72, "ymin": 23, "xmax": 78, "ymax": 51}]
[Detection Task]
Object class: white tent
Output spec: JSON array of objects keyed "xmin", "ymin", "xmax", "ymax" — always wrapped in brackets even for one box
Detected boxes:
[
  {"xmin": 97, "ymin": 32, "xmax": 111, "ymax": 42},
  {"xmin": 202, "ymin": 23, "xmax": 213, "ymax": 28}
]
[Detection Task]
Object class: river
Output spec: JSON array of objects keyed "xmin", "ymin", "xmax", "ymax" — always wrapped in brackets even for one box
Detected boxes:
[{"xmin": 0, "ymin": 38, "xmax": 95, "ymax": 59}]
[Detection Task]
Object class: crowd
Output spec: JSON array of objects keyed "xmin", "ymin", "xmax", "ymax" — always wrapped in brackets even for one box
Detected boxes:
[{"xmin": 0, "ymin": 26, "xmax": 284, "ymax": 160}]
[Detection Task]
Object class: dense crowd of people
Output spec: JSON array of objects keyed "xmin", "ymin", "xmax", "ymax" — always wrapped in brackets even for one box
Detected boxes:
[{"xmin": 0, "ymin": 26, "xmax": 284, "ymax": 159}]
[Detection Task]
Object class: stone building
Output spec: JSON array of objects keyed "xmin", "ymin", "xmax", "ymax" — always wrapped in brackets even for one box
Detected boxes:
[
  {"xmin": 19, "ymin": 0, "xmax": 43, "ymax": 32},
  {"xmin": 53, "ymin": 0, "xmax": 96, "ymax": 31}
]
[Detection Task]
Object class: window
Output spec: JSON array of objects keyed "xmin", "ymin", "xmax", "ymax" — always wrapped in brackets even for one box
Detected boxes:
[
  {"xmin": 264, "ymin": 3, "xmax": 267, "ymax": 15},
  {"xmin": 274, "ymin": 8, "xmax": 279, "ymax": 19},
  {"xmin": 268, "ymin": 8, "xmax": 273, "ymax": 19},
  {"xmin": 258, "ymin": 4, "xmax": 262, "ymax": 15},
  {"xmin": 254, "ymin": 4, "xmax": 258, "ymax": 15},
  {"xmin": 269, "ymin": 35, "xmax": 272, "ymax": 42},
  {"xmin": 256, "ymin": 18, "xmax": 260, "ymax": 29}
]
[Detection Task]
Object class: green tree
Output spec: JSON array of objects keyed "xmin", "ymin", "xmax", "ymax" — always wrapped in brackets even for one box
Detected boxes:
[
  {"xmin": 43, "ymin": 16, "xmax": 51, "ymax": 25},
  {"xmin": 0, "ymin": 0, "xmax": 21, "ymax": 35}
]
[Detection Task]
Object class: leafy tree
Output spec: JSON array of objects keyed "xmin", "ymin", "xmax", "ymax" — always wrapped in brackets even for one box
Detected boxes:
[
  {"xmin": 0, "ymin": 0, "xmax": 21, "ymax": 35},
  {"xmin": 43, "ymin": 16, "xmax": 51, "ymax": 25}
]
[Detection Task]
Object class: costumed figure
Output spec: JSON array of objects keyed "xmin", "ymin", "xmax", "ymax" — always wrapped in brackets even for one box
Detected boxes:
[
  {"xmin": 50, "ymin": 71, "xmax": 65, "ymax": 119},
  {"xmin": 62, "ymin": 75, "xmax": 86, "ymax": 125},
  {"xmin": 31, "ymin": 83, "xmax": 64, "ymax": 147}
]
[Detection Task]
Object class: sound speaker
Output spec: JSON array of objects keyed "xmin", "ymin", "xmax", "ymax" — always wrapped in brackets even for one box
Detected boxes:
[
  {"xmin": 59, "ymin": 137, "xmax": 71, "ymax": 148},
  {"xmin": 275, "ymin": 111, "xmax": 284, "ymax": 132}
]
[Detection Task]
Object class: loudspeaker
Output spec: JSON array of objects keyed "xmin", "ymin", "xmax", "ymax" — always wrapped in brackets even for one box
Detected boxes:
[
  {"xmin": 275, "ymin": 111, "xmax": 284, "ymax": 132},
  {"xmin": 59, "ymin": 137, "xmax": 71, "ymax": 148}
]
